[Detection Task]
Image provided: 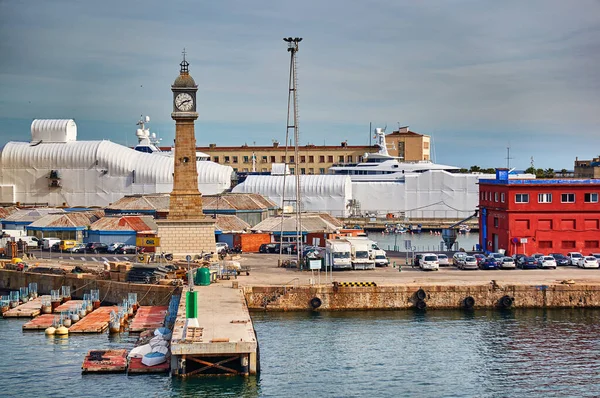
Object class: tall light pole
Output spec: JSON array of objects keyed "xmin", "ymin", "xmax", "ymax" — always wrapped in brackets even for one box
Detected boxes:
[{"xmin": 279, "ymin": 37, "xmax": 303, "ymax": 266}]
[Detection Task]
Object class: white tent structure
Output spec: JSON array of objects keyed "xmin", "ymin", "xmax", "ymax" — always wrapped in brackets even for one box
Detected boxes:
[
  {"xmin": 352, "ymin": 170, "xmax": 494, "ymax": 219},
  {"xmin": 232, "ymin": 175, "xmax": 353, "ymax": 217},
  {"xmin": 0, "ymin": 119, "xmax": 233, "ymax": 207}
]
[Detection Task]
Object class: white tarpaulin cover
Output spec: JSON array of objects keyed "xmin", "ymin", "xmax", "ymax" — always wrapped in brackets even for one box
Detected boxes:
[
  {"xmin": 232, "ymin": 175, "xmax": 352, "ymax": 217},
  {"xmin": 352, "ymin": 171, "xmax": 494, "ymax": 218},
  {"xmin": 0, "ymin": 140, "xmax": 232, "ymax": 207}
]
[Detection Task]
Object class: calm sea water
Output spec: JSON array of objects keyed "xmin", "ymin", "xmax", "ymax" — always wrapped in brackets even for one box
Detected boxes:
[
  {"xmin": 367, "ymin": 231, "xmax": 480, "ymax": 253},
  {"xmin": 2, "ymin": 308, "xmax": 600, "ymax": 397}
]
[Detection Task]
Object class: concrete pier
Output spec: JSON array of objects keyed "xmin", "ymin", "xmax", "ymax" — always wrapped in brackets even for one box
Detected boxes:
[{"xmin": 170, "ymin": 284, "xmax": 258, "ymax": 377}]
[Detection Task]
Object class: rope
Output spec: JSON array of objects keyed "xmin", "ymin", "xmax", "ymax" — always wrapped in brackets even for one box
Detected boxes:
[{"xmin": 100, "ymin": 280, "xmax": 112, "ymax": 303}]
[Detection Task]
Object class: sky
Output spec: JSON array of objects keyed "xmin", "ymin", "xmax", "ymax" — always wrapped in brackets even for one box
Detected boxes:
[{"xmin": 1, "ymin": 0, "xmax": 599, "ymax": 170}]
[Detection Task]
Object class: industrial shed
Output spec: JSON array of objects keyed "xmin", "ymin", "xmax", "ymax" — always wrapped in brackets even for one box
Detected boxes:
[
  {"xmin": 26, "ymin": 210, "xmax": 104, "ymax": 241},
  {"xmin": 203, "ymin": 193, "xmax": 278, "ymax": 226},
  {"xmin": 87, "ymin": 215, "xmax": 158, "ymax": 246},
  {"xmin": 251, "ymin": 213, "xmax": 344, "ymax": 242},
  {"xmin": 2, "ymin": 208, "xmax": 66, "ymax": 231}
]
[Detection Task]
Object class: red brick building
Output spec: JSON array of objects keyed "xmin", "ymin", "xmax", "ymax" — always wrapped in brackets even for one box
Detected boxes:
[{"xmin": 479, "ymin": 170, "xmax": 600, "ymax": 256}]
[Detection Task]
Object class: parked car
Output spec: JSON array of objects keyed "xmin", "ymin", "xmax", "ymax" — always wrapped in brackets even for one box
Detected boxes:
[
  {"xmin": 567, "ymin": 252, "xmax": 584, "ymax": 266},
  {"xmin": 85, "ymin": 242, "xmax": 108, "ymax": 254},
  {"xmin": 452, "ymin": 252, "xmax": 467, "ymax": 266},
  {"xmin": 59, "ymin": 240, "xmax": 78, "ymax": 251},
  {"xmin": 499, "ymin": 257, "xmax": 516, "ymax": 269},
  {"xmin": 532, "ymin": 253, "xmax": 544, "ymax": 260},
  {"xmin": 437, "ymin": 254, "xmax": 449, "ymax": 266},
  {"xmin": 50, "ymin": 242, "xmax": 60, "ymax": 251},
  {"xmin": 512, "ymin": 253, "xmax": 527, "ymax": 263},
  {"xmin": 414, "ymin": 253, "xmax": 424, "ymax": 268},
  {"xmin": 119, "ymin": 245, "xmax": 142, "ymax": 254},
  {"xmin": 216, "ymin": 242, "xmax": 229, "ymax": 253},
  {"xmin": 589, "ymin": 253, "xmax": 600, "ymax": 261},
  {"xmin": 537, "ymin": 256, "xmax": 557, "ymax": 269},
  {"xmin": 107, "ymin": 242, "xmax": 125, "ymax": 253},
  {"xmin": 67, "ymin": 243, "xmax": 86, "ymax": 253},
  {"xmin": 259, "ymin": 244, "xmax": 272, "ymax": 253},
  {"xmin": 518, "ymin": 256, "xmax": 538, "ymax": 269},
  {"xmin": 473, "ymin": 253, "xmax": 486, "ymax": 266},
  {"xmin": 420, "ymin": 253, "xmax": 439, "ymax": 271},
  {"xmin": 479, "ymin": 258, "xmax": 499, "ymax": 270},
  {"xmin": 461, "ymin": 256, "xmax": 479, "ymax": 270},
  {"xmin": 549, "ymin": 253, "xmax": 570, "ymax": 266},
  {"xmin": 488, "ymin": 253, "xmax": 505, "ymax": 261},
  {"xmin": 579, "ymin": 256, "xmax": 599, "ymax": 269}
]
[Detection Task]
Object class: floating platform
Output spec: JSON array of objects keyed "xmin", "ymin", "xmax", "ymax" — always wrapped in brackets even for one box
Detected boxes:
[
  {"xmin": 3, "ymin": 295, "xmax": 49, "ymax": 318},
  {"xmin": 69, "ymin": 306, "xmax": 118, "ymax": 334},
  {"xmin": 82, "ymin": 349, "xmax": 128, "ymax": 373},
  {"xmin": 54, "ymin": 300, "xmax": 83, "ymax": 313},
  {"xmin": 129, "ymin": 306, "xmax": 168, "ymax": 333},
  {"xmin": 128, "ymin": 357, "xmax": 170, "ymax": 374},
  {"xmin": 171, "ymin": 284, "xmax": 258, "ymax": 377},
  {"xmin": 22, "ymin": 314, "xmax": 57, "ymax": 330}
]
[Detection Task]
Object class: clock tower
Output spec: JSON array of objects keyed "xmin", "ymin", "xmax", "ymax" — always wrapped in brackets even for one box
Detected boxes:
[
  {"xmin": 168, "ymin": 53, "xmax": 204, "ymax": 220},
  {"xmin": 157, "ymin": 52, "xmax": 215, "ymax": 258}
]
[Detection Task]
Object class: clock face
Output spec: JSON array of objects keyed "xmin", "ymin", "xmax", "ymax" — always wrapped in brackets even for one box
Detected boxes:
[{"xmin": 175, "ymin": 93, "xmax": 194, "ymax": 111}]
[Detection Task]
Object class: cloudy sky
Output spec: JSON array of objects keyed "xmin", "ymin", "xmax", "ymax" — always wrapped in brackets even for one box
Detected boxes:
[{"xmin": 1, "ymin": 0, "xmax": 599, "ymax": 169}]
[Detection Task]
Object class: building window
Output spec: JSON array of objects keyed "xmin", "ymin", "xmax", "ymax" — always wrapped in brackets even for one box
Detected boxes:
[
  {"xmin": 224, "ymin": 156, "xmax": 230, "ymax": 163},
  {"xmin": 338, "ymin": 155, "xmax": 344, "ymax": 162},
  {"xmin": 243, "ymin": 156, "xmax": 249, "ymax": 163},
  {"xmin": 480, "ymin": 192, "xmax": 484, "ymax": 200},
  {"xmin": 347, "ymin": 155, "xmax": 353, "ymax": 163},
  {"xmin": 538, "ymin": 241, "xmax": 553, "ymax": 249},
  {"xmin": 233, "ymin": 168, "xmax": 238, "ymax": 172},
  {"xmin": 261, "ymin": 168, "xmax": 267, "ymax": 172},
  {"xmin": 309, "ymin": 155, "xmax": 314, "ymax": 163},
  {"xmin": 328, "ymin": 156, "xmax": 334, "ymax": 162},
  {"xmin": 213, "ymin": 156, "xmax": 219, "ymax": 163},
  {"xmin": 300, "ymin": 156, "xmax": 306, "ymax": 163},
  {"xmin": 561, "ymin": 193, "xmax": 575, "ymax": 203},
  {"xmin": 308, "ymin": 168, "xmax": 314, "ymax": 174},
  {"xmin": 561, "ymin": 240, "xmax": 576, "ymax": 249},
  {"xmin": 319, "ymin": 168, "xmax": 325, "ymax": 174},
  {"xmin": 270, "ymin": 156, "xmax": 276, "ymax": 163},
  {"xmin": 290, "ymin": 168, "xmax": 295, "ymax": 174},
  {"xmin": 300, "ymin": 168, "xmax": 306, "ymax": 174},
  {"xmin": 585, "ymin": 240, "xmax": 599, "ymax": 249},
  {"xmin": 501, "ymin": 193, "xmax": 505, "ymax": 203},
  {"xmin": 319, "ymin": 155, "xmax": 325, "ymax": 163},
  {"xmin": 423, "ymin": 142, "xmax": 429, "ymax": 149},
  {"xmin": 494, "ymin": 192, "xmax": 498, "ymax": 202},
  {"xmin": 538, "ymin": 193, "xmax": 552, "ymax": 203},
  {"xmin": 262, "ymin": 156, "xmax": 267, "ymax": 163},
  {"xmin": 494, "ymin": 217, "xmax": 498, "ymax": 227},
  {"xmin": 232, "ymin": 156, "xmax": 238, "ymax": 163},
  {"xmin": 281, "ymin": 156, "xmax": 286, "ymax": 163},
  {"xmin": 290, "ymin": 156, "xmax": 295, "ymax": 163},
  {"xmin": 585, "ymin": 193, "xmax": 598, "ymax": 203},
  {"xmin": 243, "ymin": 168, "xmax": 248, "ymax": 172},
  {"xmin": 515, "ymin": 194, "xmax": 529, "ymax": 203}
]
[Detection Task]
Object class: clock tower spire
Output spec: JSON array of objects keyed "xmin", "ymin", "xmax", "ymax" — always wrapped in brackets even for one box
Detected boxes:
[{"xmin": 169, "ymin": 51, "xmax": 203, "ymax": 220}]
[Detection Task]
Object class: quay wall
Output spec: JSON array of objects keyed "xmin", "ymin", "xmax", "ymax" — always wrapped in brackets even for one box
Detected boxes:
[
  {"xmin": 0, "ymin": 270, "xmax": 179, "ymax": 306},
  {"xmin": 244, "ymin": 283, "xmax": 600, "ymax": 311}
]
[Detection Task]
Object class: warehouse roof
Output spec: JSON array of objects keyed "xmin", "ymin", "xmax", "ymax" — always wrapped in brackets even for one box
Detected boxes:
[
  {"xmin": 203, "ymin": 193, "xmax": 278, "ymax": 211},
  {"xmin": 214, "ymin": 215, "xmax": 251, "ymax": 233},
  {"xmin": 27, "ymin": 210, "xmax": 103, "ymax": 229},
  {"xmin": 251, "ymin": 213, "xmax": 343, "ymax": 233},
  {"xmin": 3, "ymin": 207, "xmax": 66, "ymax": 223},
  {"xmin": 89, "ymin": 215, "xmax": 158, "ymax": 231}
]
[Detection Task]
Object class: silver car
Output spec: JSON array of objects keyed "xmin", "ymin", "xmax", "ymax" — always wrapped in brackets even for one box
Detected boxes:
[
  {"xmin": 499, "ymin": 257, "xmax": 516, "ymax": 269},
  {"xmin": 437, "ymin": 254, "xmax": 449, "ymax": 266},
  {"xmin": 461, "ymin": 256, "xmax": 479, "ymax": 270},
  {"xmin": 538, "ymin": 256, "xmax": 557, "ymax": 269}
]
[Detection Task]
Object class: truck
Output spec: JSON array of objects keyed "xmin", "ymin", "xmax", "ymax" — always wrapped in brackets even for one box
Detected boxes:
[
  {"xmin": 345, "ymin": 237, "xmax": 376, "ymax": 270},
  {"xmin": 325, "ymin": 239, "xmax": 352, "ymax": 270},
  {"xmin": 373, "ymin": 249, "xmax": 389, "ymax": 267}
]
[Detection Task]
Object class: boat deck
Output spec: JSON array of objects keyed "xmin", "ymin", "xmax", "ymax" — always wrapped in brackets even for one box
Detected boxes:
[
  {"xmin": 129, "ymin": 306, "xmax": 168, "ymax": 333},
  {"xmin": 69, "ymin": 306, "xmax": 118, "ymax": 333},
  {"xmin": 3, "ymin": 296, "xmax": 49, "ymax": 318}
]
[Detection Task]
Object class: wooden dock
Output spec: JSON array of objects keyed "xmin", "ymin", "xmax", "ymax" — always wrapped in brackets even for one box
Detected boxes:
[
  {"xmin": 129, "ymin": 306, "xmax": 168, "ymax": 333},
  {"xmin": 54, "ymin": 300, "xmax": 83, "ymax": 313},
  {"xmin": 3, "ymin": 295, "xmax": 50, "ymax": 318},
  {"xmin": 69, "ymin": 306, "xmax": 118, "ymax": 333},
  {"xmin": 128, "ymin": 357, "xmax": 170, "ymax": 374},
  {"xmin": 171, "ymin": 284, "xmax": 258, "ymax": 377},
  {"xmin": 82, "ymin": 349, "xmax": 128, "ymax": 373},
  {"xmin": 22, "ymin": 314, "xmax": 57, "ymax": 330}
]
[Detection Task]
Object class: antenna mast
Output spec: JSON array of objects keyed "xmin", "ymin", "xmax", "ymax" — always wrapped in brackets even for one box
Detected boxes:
[
  {"xmin": 506, "ymin": 146, "xmax": 513, "ymax": 169},
  {"xmin": 278, "ymin": 37, "xmax": 303, "ymax": 266}
]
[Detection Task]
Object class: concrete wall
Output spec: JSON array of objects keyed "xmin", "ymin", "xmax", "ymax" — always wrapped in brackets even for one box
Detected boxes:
[
  {"xmin": 244, "ymin": 283, "xmax": 600, "ymax": 311},
  {"xmin": 0, "ymin": 269, "xmax": 180, "ymax": 306}
]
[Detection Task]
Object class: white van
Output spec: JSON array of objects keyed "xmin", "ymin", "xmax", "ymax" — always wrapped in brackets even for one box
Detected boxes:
[
  {"xmin": 42, "ymin": 238, "xmax": 61, "ymax": 250},
  {"xmin": 18, "ymin": 236, "xmax": 40, "ymax": 248}
]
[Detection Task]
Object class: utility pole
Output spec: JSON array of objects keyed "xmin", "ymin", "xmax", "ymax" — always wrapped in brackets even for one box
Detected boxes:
[
  {"xmin": 506, "ymin": 146, "xmax": 513, "ymax": 169},
  {"xmin": 278, "ymin": 37, "xmax": 303, "ymax": 267}
]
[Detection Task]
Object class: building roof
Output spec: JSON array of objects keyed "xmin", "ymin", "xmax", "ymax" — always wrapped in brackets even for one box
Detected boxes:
[
  {"xmin": 203, "ymin": 193, "xmax": 278, "ymax": 211},
  {"xmin": 89, "ymin": 215, "xmax": 158, "ymax": 232},
  {"xmin": 251, "ymin": 213, "xmax": 343, "ymax": 233},
  {"xmin": 0, "ymin": 206, "xmax": 18, "ymax": 219},
  {"xmin": 106, "ymin": 194, "xmax": 170, "ymax": 212},
  {"xmin": 480, "ymin": 178, "xmax": 600, "ymax": 186},
  {"xmin": 386, "ymin": 127, "xmax": 424, "ymax": 137},
  {"xmin": 3, "ymin": 207, "xmax": 66, "ymax": 223},
  {"xmin": 27, "ymin": 210, "xmax": 103, "ymax": 229},
  {"xmin": 214, "ymin": 215, "xmax": 251, "ymax": 233}
]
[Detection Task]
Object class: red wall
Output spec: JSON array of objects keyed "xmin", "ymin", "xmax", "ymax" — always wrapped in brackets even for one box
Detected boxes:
[
  {"xmin": 233, "ymin": 233, "xmax": 271, "ymax": 253},
  {"xmin": 480, "ymin": 181, "xmax": 600, "ymax": 255}
]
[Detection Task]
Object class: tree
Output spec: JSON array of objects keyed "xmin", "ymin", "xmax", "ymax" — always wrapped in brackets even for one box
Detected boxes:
[
  {"xmin": 525, "ymin": 167, "xmax": 536, "ymax": 175},
  {"xmin": 535, "ymin": 168, "xmax": 545, "ymax": 178},
  {"xmin": 483, "ymin": 168, "xmax": 496, "ymax": 174},
  {"xmin": 544, "ymin": 168, "xmax": 555, "ymax": 178},
  {"xmin": 469, "ymin": 165, "xmax": 482, "ymax": 173},
  {"xmin": 560, "ymin": 168, "xmax": 568, "ymax": 176},
  {"xmin": 458, "ymin": 168, "xmax": 468, "ymax": 173}
]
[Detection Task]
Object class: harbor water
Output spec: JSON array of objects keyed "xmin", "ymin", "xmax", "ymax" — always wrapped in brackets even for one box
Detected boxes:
[
  {"xmin": 368, "ymin": 231, "xmax": 480, "ymax": 253},
  {"xmin": 2, "ymin": 308, "xmax": 600, "ymax": 397}
]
